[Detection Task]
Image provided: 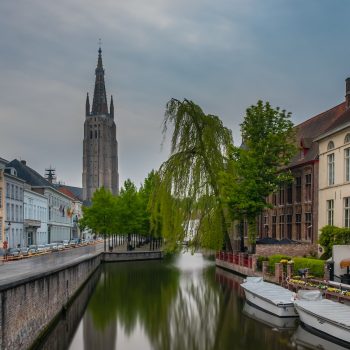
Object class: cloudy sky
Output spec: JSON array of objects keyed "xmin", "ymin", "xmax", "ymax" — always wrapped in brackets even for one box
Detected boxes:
[{"xmin": 1, "ymin": 0, "xmax": 350, "ymax": 188}]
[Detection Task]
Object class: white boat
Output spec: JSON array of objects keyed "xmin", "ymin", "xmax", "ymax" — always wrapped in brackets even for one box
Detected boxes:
[
  {"xmin": 294, "ymin": 290, "xmax": 350, "ymax": 347},
  {"xmin": 240, "ymin": 277, "xmax": 298, "ymax": 317},
  {"xmin": 243, "ymin": 302, "xmax": 297, "ymax": 329},
  {"xmin": 292, "ymin": 325, "xmax": 349, "ymax": 350}
]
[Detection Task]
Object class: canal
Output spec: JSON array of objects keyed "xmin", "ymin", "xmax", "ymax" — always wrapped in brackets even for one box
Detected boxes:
[{"xmin": 37, "ymin": 252, "xmax": 332, "ymax": 350}]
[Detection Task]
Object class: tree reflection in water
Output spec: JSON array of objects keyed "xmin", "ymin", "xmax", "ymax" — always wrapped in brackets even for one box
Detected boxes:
[{"xmin": 70, "ymin": 253, "xmax": 296, "ymax": 350}]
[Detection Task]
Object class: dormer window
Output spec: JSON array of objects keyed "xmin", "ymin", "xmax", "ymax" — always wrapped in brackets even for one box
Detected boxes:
[
  {"xmin": 345, "ymin": 134, "xmax": 350, "ymax": 144},
  {"xmin": 327, "ymin": 141, "xmax": 335, "ymax": 151}
]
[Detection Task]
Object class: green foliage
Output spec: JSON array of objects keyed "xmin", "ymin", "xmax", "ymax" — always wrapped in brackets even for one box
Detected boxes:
[
  {"xmin": 151, "ymin": 98, "xmax": 233, "ymax": 252},
  {"xmin": 80, "ymin": 176, "xmax": 161, "ymax": 238},
  {"xmin": 293, "ymin": 258, "xmax": 325, "ymax": 278},
  {"xmin": 319, "ymin": 225, "xmax": 350, "ymax": 259},
  {"xmin": 256, "ymin": 256, "xmax": 269, "ymax": 271},
  {"xmin": 267, "ymin": 254, "xmax": 291, "ymax": 271},
  {"xmin": 266, "ymin": 254, "xmax": 325, "ymax": 277},
  {"xmin": 221, "ymin": 101, "xmax": 296, "ymax": 249}
]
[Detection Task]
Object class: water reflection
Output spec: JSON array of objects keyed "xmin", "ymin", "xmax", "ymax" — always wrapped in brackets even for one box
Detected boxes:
[
  {"xmin": 66, "ymin": 253, "xmax": 305, "ymax": 350},
  {"xmin": 291, "ymin": 325, "xmax": 349, "ymax": 350}
]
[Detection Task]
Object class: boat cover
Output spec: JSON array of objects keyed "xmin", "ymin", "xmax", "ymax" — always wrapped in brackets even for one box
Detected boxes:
[
  {"xmin": 297, "ymin": 290, "xmax": 322, "ymax": 301},
  {"xmin": 241, "ymin": 279, "xmax": 294, "ymax": 306},
  {"xmin": 295, "ymin": 299, "xmax": 350, "ymax": 328}
]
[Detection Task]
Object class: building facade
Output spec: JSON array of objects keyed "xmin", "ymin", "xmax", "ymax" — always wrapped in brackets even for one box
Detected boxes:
[
  {"xmin": 316, "ymin": 80, "xmax": 350, "ymax": 234},
  {"xmin": 257, "ymin": 98, "xmax": 347, "ymax": 245},
  {"xmin": 82, "ymin": 47, "xmax": 119, "ymax": 203},
  {"xmin": 4, "ymin": 167, "xmax": 25, "ymax": 248},
  {"xmin": 7, "ymin": 159, "xmax": 74, "ymax": 243},
  {"xmin": 24, "ymin": 186, "xmax": 48, "ymax": 245}
]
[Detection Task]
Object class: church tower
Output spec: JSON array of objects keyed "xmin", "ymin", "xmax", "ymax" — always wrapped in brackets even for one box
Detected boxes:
[{"xmin": 82, "ymin": 47, "xmax": 119, "ymax": 202}]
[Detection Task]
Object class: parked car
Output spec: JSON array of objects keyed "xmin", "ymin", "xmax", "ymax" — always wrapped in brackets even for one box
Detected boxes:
[
  {"xmin": 20, "ymin": 247, "xmax": 29, "ymax": 256},
  {"xmin": 49, "ymin": 243, "xmax": 59, "ymax": 252},
  {"xmin": 63, "ymin": 240, "xmax": 70, "ymax": 247},
  {"xmin": 36, "ymin": 245, "xmax": 46, "ymax": 253},
  {"xmin": 7, "ymin": 248, "xmax": 21, "ymax": 257},
  {"xmin": 57, "ymin": 243, "xmax": 64, "ymax": 250},
  {"xmin": 44, "ymin": 244, "xmax": 52, "ymax": 252},
  {"xmin": 28, "ymin": 245, "xmax": 37, "ymax": 254}
]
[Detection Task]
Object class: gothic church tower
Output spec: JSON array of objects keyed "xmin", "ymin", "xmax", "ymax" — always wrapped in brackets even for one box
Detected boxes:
[{"xmin": 83, "ymin": 47, "xmax": 119, "ymax": 202}]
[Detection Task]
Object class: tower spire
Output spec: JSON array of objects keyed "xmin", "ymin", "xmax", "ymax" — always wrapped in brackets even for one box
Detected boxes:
[
  {"xmin": 86, "ymin": 93, "xmax": 90, "ymax": 116},
  {"xmin": 110, "ymin": 95, "xmax": 114, "ymax": 119},
  {"xmin": 91, "ymin": 45, "xmax": 108, "ymax": 115}
]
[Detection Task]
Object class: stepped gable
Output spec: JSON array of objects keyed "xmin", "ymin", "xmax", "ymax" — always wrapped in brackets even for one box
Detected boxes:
[{"xmin": 288, "ymin": 102, "xmax": 346, "ymax": 168}]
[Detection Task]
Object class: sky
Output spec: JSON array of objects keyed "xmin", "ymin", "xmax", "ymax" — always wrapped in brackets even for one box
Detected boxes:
[{"xmin": 1, "ymin": 0, "xmax": 350, "ymax": 188}]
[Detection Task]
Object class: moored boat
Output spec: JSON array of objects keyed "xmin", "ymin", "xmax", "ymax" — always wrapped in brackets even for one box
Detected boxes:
[
  {"xmin": 243, "ymin": 302, "xmax": 297, "ymax": 329},
  {"xmin": 240, "ymin": 277, "xmax": 298, "ymax": 317},
  {"xmin": 294, "ymin": 290, "xmax": 350, "ymax": 347}
]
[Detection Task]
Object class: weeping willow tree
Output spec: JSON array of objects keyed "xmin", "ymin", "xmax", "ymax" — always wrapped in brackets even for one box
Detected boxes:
[{"xmin": 150, "ymin": 98, "xmax": 233, "ymax": 252}]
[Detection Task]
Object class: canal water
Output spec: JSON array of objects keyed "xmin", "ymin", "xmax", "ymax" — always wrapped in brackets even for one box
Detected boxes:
[{"xmin": 39, "ymin": 252, "xmax": 336, "ymax": 350}]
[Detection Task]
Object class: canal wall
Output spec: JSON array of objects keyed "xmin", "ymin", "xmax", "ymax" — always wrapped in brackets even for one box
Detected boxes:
[
  {"xmin": 102, "ymin": 251, "xmax": 163, "ymax": 262},
  {"xmin": 0, "ymin": 250, "xmax": 163, "ymax": 350},
  {"xmin": 0, "ymin": 254, "xmax": 102, "ymax": 350}
]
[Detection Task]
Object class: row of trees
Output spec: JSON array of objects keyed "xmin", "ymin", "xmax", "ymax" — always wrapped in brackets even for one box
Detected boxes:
[
  {"xmin": 80, "ymin": 171, "xmax": 161, "ymax": 248},
  {"xmin": 81, "ymin": 98, "xmax": 296, "ymax": 253}
]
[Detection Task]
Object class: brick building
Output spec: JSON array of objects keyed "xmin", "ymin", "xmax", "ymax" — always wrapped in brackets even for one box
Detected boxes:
[{"xmin": 258, "ymin": 100, "xmax": 347, "ymax": 244}]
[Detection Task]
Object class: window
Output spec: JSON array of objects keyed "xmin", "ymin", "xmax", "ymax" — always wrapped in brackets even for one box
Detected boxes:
[
  {"xmin": 305, "ymin": 173, "xmax": 312, "ymax": 201},
  {"xmin": 287, "ymin": 214, "xmax": 292, "ymax": 239},
  {"xmin": 305, "ymin": 212, "xmax": 312, "ymax": 240},
  {"xmin": 11, "ymin": 184, "xmax": 14, "ymax": 199},
  {"xmin": 272, "ymin": 216, "xmax": 277, "ymax": 239},
  {"xmin": 90, "ymin": 130, "xmax": 93, "ymax": 139},
  {"xmin": 345, "ymin": 197, "xmax": 350, "ymax": 228},
  {"xmin": 0, "ymin": 189, "xmax": 2, "ymax": 208},
  {"xmin": 6, "ymin": 203, "xmax": 10, "ymax": 220},
  {"xmin": 272, "ymin": 193, "xmax": 277, "ymax": 206},
  {"xmin": 296, "ymin": 214, "xmax": 301, "ymax": 240},
  {"xmin": 345, "ymin": 133, "xmax": 350, "ymax": 144},
  {"xmin": 6, "ymin": 183, "xmax": 10, "ymax": 198},
  {"xmin": 279, "ymin": 186, "xmax": 285, "ymax": 205},
  {"xmin": 279, "ymin": 215, "xmax": 285, "ymax": 239},
  {"xmin": 296, "ymin": 177, "xmax": 302, "ymax": 202},
  {"xmin": 286, "ymin": 184, "xmax": 293, "ymax": 204},
  {"xmin": 327, "ymin": 141, "xmax": 335, "ymax": 150},
  {"xmin": 15, "ymin": 186, "xmax": 18, "ymax": 200},
  {"xmin": 328, "ymin": 153, "xmax": 335, "ymax": 185},
  {"xmin": 327, "ymin": 200, "xmax": 334, "ymax": 226},
  {"xmin": 345, "ymin": 148, "xmax": 350, "ymax": 182},
  {"xmin": 11, "ymin": 204, "xmax": 14, "ymax": 221}
]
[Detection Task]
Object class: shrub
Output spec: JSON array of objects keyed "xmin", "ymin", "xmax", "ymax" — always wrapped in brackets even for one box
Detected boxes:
[
  {"xmin": 256, "ymin": 256, "xmax": 269, "ymax": 271},
  {"xmin": 268, "ymin": 254, "xmax": 291, "ymax": 272},
  {"xmin": 293, "ymin": 257, "xmax": 325, "ymax": 278},
  {"xmin": 319, "ymin": 225, "xmax": 350, "ymax": 259}
]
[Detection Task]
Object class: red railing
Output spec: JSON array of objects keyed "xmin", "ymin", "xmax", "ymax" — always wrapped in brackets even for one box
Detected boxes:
[{"xmin": 216, "ymin": 251, "xmax": 253, "ymax": 269}]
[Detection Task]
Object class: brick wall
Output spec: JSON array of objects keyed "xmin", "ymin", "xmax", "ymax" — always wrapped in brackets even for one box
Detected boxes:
[
  {"xmin": 0, "ymin": 255, "xmax": 101, "ymax": 350},
  {"xmin": 256, "ymin": 243, "xmax": 317, "ymax": 257}
]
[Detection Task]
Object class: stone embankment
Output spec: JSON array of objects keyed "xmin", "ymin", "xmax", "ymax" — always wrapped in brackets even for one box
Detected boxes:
[{"xmin": 0, "ymin": 249, "xmax": 163, "ymax": 350}]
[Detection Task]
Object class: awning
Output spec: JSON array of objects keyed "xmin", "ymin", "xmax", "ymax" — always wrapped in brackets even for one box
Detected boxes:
[{"xmin": 340, "ymin": 258, "xmax": 350, "ymax": 268}]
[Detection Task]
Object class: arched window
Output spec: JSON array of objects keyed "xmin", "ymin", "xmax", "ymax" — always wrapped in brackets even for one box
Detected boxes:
[
  {"xmin": 345, "ymin": 134, "xmax": 350, "ymax": 144},
  {"xmin": 327, "ymin": 141, "xmax": 335, "ymax": 150}
]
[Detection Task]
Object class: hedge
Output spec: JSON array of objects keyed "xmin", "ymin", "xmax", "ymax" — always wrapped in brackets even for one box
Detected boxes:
[{"xmin": 266, "ymin": 254, "xmax": 325, "ymax": 278}]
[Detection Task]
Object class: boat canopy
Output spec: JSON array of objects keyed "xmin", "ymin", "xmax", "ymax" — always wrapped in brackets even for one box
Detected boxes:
[
  {"xmin": 295, "ymin": 299, "xmax": 350, "ymax": 329},
  {"xmin": 241, "ymin": 279, "xmax": 294, "ymax": 306}
]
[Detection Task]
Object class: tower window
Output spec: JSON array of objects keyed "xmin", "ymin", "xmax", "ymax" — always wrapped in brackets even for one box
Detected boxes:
[
  {"xmin": 95, "ymin": 130, "xmax": 98, "ymax": 138},
  {"xmin": 90, "ymin": 130, "xmax": 93, "ymax": 139}
]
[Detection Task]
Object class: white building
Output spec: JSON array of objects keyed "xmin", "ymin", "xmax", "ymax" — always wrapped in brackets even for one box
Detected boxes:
[
  {"xmin": 24, "ymin": 186, "xmax": 48, "ymax": 245},
  {"xmin": 7, "ymin": 159, "xmax": 73, "ymax": 243},
  {"xmin": 4, "ymin": 167, "xmax": 25, "ymax": 248}
]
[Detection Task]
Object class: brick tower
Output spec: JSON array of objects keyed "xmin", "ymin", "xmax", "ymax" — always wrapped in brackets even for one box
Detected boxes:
[{"xmin": 82, "ymin": 46, "xmax": 119, "ymax": 202}]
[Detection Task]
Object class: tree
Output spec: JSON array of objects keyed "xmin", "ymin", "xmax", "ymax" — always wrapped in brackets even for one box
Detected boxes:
[
  {"xmin": 81, "ymin": 187, "xmax": 116, "ymax": 251},
  {"xmin": 221, "ymin": 100, "xmax": 296, "ymax": 252},
  {"xmin": 150, "ymin": 98, "xmax": 234, "ymax": 252}
]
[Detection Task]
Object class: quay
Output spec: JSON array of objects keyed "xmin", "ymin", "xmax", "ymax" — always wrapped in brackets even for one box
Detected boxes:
[{"xmin": 0, "ymin": 242, "xmax": 163, "ymax": 350}]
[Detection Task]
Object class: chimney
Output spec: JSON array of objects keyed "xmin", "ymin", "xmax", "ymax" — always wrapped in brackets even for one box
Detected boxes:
[
  {"xmin": 21, "ymin": 160, "xmax": 26, "ymax": 165},
  {"xmin": 346, "ymin": 78, "xmax": 350, "ymax": 109}
]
